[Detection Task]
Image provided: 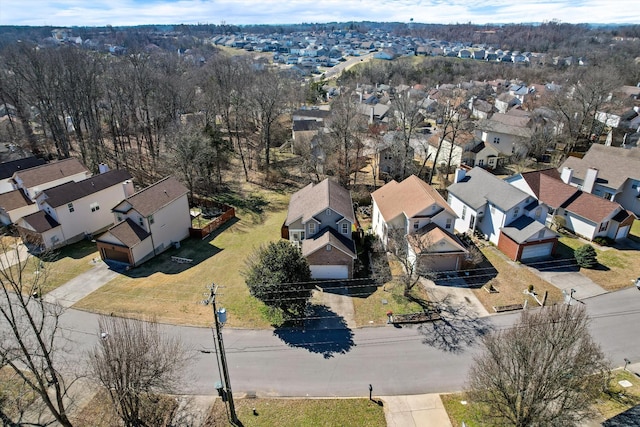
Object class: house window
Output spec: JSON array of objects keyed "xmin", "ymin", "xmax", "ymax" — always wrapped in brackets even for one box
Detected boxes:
[
  {"xmin": 461, "ymin": 205, "xmax": 467, "ymax": 220},
  {"xmin": 90, "ymin": 202, "xmax": 100, "ymax": 212},
  {"xmin": 67, "ymin": 203, "xmax": 74, "ymax": 213},
  {"xmin": 325, "ymin": 209, "xmax": 331, "ymax": 216},
  {"xmin": 139, "ymin": 217, "xmax": 144, "ymax": 227},
  {"xmin": 493, "ymin": 137, "xmax": 500, "ymax": 144},
  {"xmin": 538, "ymin": 230, "xmax": 545, "ymax": 239},
  {"xmin": 326, "ymin": 244, "xmax": 332, "ymax": 251},
  {"xmin": 309, "ymin": 223, "xmax": 316, "ymax": 235},
  {"xmin": 117, "ymin": 215, "xmax": 122, "ymax": 222},
  {"xmin": 431, "ymin": 205, "xmax": 436, "ymax": 211},
  {"xmin": 341, "ymin": 223, "xmax": 349, "ymax": 234},
  {"xmin": 149, "ymin": 215, "xmax": 154, "ymax": 225},
  {"xmin": 447, "ymin": 194, "xmax": 452, "ymax": 205},
  {"xmin": 51, "ymin": 235, "xmax": 59, "ymax": 243},
  {"xmin": 513, "ymin": 207, "xmax": 519, "ymax": 217},
  {"xmin": 446, "ymin": 218, "xmax": 452, "ymax": 229},
  {"xmin": 535, "ymin": 208, "xmax": 542, "ymax": 219},
  {"xmin": 599, "ymin": 221, "xmax": 609, "ymax": 232},
  {"xmin": 478, "ymin": 159, "xmax": 484, "ymax": 166},
  {"xmin": 413, "ymin": 221, "xmax": 419, "ymax": 230}
]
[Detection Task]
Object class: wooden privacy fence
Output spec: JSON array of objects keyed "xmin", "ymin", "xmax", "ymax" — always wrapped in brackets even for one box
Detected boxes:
[{"xmin": 189, "ymin": 198, "xmax": 236, "ymax": 239}]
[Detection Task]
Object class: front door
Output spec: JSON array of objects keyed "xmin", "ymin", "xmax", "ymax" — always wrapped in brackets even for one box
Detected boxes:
[{"xmin": 469, "ymin": 215, "xmax": 476, "ymax": 231}]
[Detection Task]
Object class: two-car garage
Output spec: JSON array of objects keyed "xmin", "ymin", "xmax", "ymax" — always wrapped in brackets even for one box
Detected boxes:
[{"xmin": 309, "ymin": 264, "xmax": 350, "ymax": 280}]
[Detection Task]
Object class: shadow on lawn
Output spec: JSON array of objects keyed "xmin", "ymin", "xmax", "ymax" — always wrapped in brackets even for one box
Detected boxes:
[
  {"xmin": 273, "ymin": 305, "xmax": 355, "ymax": 359},
  {"xmin": 415, "ymin": 294, "xmax": 493, "ymax": 354}
]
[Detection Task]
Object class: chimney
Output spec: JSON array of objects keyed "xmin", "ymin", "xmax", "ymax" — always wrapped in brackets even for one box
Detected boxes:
[
  {"xmin": 98, "ymin": 163, "xmax": 109, "ymax": 174},
  {"xmin": 454, "ymin": 167, "xmax": 466, "ymax": 183},
  {"xmin": 582, "ymin": 168, "xmax": 598, "ymax": 194},
  {"xmin": 560, "ymin": 167, "xmax": 573, "ymax": 184},
  {"xmin": 122, "ymin": 180, "xmax": 135, "ymax": 197}
]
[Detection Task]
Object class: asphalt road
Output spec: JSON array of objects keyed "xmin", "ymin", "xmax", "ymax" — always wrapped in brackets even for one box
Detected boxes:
[{"xmin": 55, "ymin": 287, "xmax": 640, "ymax": 398}]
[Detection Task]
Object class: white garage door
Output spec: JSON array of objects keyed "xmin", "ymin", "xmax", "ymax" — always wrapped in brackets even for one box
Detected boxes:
[
  {"xmin": 521, "ymin": 242, "xmax": 554, "ymax": 260},
  {"xmin": 310, "ymin": 265, "xmax": 348, "ymax": 279}
]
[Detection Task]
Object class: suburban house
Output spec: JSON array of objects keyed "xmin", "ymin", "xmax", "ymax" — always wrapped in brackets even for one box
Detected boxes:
[
  {"xmin": 462, "ymin": 141, "xmax": 503, "ymax": 169},
  {"xmin": 375, "ymin": 131, "xmax": 417, "ymax": 180},
  {"xmin": 0, "ymin": 189, "xmax": 37, "ymax": 225},
  {"xmin": 426, "ymin": 129, "xmax": 475, "ymax": 168},
  {"xmin": 371, "ymin": 175, "xmax": 468, "ymax": 272},
  {"xmin": 559, "ymin": 144, "xmax": 640, "ymax": 217},
  {"xmin": 96, "ymin": 176, "xmax": 191, "ymax": 267},
  {"xmin": 447, "ymin": 167, "xmax": 558, "ymax": 261},
  {"xmin": 507, "ymin": 169, "xmax": 634, "ymax": 241},
  {"xmin": 11, "ymin": 158, "xmax": 91, "ymax": 202},
  {"xmin": 15, "ymin": 169, "xmax": 133, "ymax": 250},
  {"xmin": 474, "ymin": 117, "xmax": 533, "ymax": 159},
  {"xmin": 0, "ymin": 156, "xmax": 46, "ymax": 194},
  {"xmin": 282, "ymin": 178, "xmax": 356, "ymax": 279}
]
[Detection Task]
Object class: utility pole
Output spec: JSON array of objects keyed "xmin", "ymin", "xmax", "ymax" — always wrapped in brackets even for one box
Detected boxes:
[{"xmin": 204, "ymin": 284, "xmax": 239, "ymax": 425}]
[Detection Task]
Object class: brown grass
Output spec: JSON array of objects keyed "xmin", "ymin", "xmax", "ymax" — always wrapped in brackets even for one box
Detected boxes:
[{"xmin": 471, "ymin": 246, "xmax": 564, "ymax": 312}]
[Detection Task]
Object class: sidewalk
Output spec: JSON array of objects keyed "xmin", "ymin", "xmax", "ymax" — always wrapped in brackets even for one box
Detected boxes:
[
  {"xmin": 382, "ymin": 394, "xmax": 452, "ymax": 427},
  {"xmin": 44, "ymin": 260, "xmax": 118, "ymax": 307}
]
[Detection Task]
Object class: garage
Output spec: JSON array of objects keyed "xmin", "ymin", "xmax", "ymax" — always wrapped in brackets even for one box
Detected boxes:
[
  {"xmin": 101, "ymin": 247, "xmax": 131, "ymax": 264},
  {"xmin": 310, "ymin": 265, "xmax": 349, "ymax": 280},
  {"xmin": 521, "ymin": 242, "xmax": 554, "ymax": 260},
  {"xmin": 615, "ymin": 225, "xmax": 630, "ymax": 240}
]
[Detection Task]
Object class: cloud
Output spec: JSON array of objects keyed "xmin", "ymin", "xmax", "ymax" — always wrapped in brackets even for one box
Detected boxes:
[{"xmin": 1, "ymin": 0, "xmax": 639, "ymax": 26}]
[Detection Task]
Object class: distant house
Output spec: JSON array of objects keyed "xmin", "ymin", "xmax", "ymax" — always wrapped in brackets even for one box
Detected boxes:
[
  {"xmin": 559, "ymin": 144, "xmax": 640, "ymax": 217},
  {"xmin": 0, "ymin": 189, "xmax": 37, "ymax": 225},
  {"xmin": 96, "ymin": 176, "xmax": 191, "ymax": 267},
  {"xmin": 0, "ymin": 156, "xmax": 46, "ymax": 194},
  {"xmin": 282, "ymin": 178, "xmax": 356, "ymax": 279},
  {"xmin": 426, "ymin": 129, "xmax": 475, "ymax": 168},
  {"xmin": 507, "ymin": 169, "xmax": 634, "ymax": 241},
  {"xmin": 372, "ymin": 175, "xmax": 467, "ymax": 271},
  {"xmin": 474, "ymin": 118, "xmax": 533, "ymax": 159},
  {"xmin": 447, "ymin": 167, "xmax": 558, "ymax": 261},
  {"xmin": 12, "ymin": 158, "xmax": 91, "ymax": 202},
  {"xmin": 15, "ymin": 169, "xmax": 133, "ymax": 250}
]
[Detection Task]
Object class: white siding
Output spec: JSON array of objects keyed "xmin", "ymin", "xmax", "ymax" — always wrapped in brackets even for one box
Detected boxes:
[{"xmin": 146, "ymin": 193, "xmax": 191, "ymax": 252}]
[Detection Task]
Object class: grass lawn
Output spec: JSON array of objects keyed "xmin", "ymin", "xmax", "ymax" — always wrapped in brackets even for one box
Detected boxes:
[
  {"xmin": 557, "ymin": 235, "xmax": 640, "ymax": 291},
  {"xmin": 205, "ymin": 397, "xmax": 386, "ymax": 427},
  {"xmin": 631, "ymin": 219, "xmax": 640, "ymax": 239},
  {"xmin": 471, "ymin": 246, "xmax": 564, "ymax": 312},
  {"xmin": 442, "ymin": 370, "xmax": 640, "ymax": 426},
  {"xmin": 74, "ymin": 184, "xmax": 291, "ymax": 328}
]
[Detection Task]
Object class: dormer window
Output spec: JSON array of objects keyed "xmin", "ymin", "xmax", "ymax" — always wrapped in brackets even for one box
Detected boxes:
[
  {"xmin": 326, "ymin": 244, "xmax": 332, "ymax": 251},
  {"xmin": 513, "ymin": 207, "xmax": 519, "ymax": 217},
  {"xmin": 67, "ymin": 203, "xmax": 74, "ymax": 213},
  {"xmin": 341, "ymin": 223, "xmax": 349, "ymax": 234},
  {"xmin": 309, "ymin": 223, "xmax": 316, "ymax": 235},
  {"xmin": 325, "ymin": 209, "xmax": 331, "ymax": 216}
]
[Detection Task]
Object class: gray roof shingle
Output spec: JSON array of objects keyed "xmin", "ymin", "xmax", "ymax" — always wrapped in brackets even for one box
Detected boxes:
[
  {"xmin": 285, "ymin": 178, "xmax": 355, "ymax": 226},
  {"xmin": 117, "ymin": 176, "xmax": 189, "ymax": 217},
  {"xmin": 20, "ymin": 210, "xmax": 60, "ymax": 233},
  {"xmin": 559, "ymin": 144, "xmax": 640, "ymax": 190},
  {"xmin": 500, "ymin": 216, "xmax": 550, "ymax": 244},
  {"xmin": 13, "ymin": 158, "xmax": 89, "ymax": 188},
  {"xmin": 103, "ymin": 218, "xmax": 151, "ymax": 248},
  {"xmin": 41, "ymin": 170, "xmax": 132, "ymax": 208},
  {"xmin": 447, "ymin": 167, "xmax": 529, "ymax": 211}
]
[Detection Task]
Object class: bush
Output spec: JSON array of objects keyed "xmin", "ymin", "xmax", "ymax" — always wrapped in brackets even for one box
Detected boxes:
[
  {"xmin": 575, "ymin": 244, "xmax": 598, "ymax": 268},
  {"xmin": 593, "ymin": 236, "xmax": 612, "ymax": 246}
]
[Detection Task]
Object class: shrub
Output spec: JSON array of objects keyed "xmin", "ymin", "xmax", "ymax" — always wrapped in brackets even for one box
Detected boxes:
[
  {"xmin": 593, "ymin": 236, "xmax": 612, "ymax": 246},
  {"xmin": 575, "ymin": 244, "xmax": 597, "ymax": 268}
]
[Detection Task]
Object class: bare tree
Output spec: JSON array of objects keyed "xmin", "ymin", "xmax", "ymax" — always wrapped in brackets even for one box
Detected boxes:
[
  {"xmin": 389, "ymin": 89, "xmax": 424, "ymax": 180},
  {"xmin": 468, "ymin": 304, "xmax": 608, "ymax": 427},
  {"xmin": 87, "ymin": 315, "xmax": 190, "ymax": 427},
  {"xmin": 0, "ymin": 243, "xmax": 75, "ymax": 426},
  {"xmin": 385, "ymin": 227, "xmax": 435, "ymax": 296}
]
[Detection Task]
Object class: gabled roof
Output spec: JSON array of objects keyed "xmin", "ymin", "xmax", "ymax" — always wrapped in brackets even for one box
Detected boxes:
[
  {"xmin": 475, "ymin": 118, "xmax": 532, "ymax": 138},
  {"xmin": 409, "ymin": 223, "xmax": 468, "ymax": 254},
  {"xmin": 285, "ymin": 178, "xmax": 354, "ymax": 226},
  {"xmin": 561, "ymin": 191, "xmax": 624, "ymax": 224},
  {"xmin": 13, "ymin": 158, "xmax": 89, "ymax": 188},
  {"xmin": 490, "ymin": 113, "xmax": 530, "ymax": 128},
  {"xmin": 115, "ymin": 176, "xmax": 188, "ymax": 218},
  {"xmin": 560, "ymin": 144, "xmax": 640, "ymax": 190},
  {"xmin": 0, "ymin": 156, "xmax": 45, "ymax": 180},
  {"xmin": 301, "ymin": 227, "xmax": 356, "ymax": 258},
  {"xmin": 501, "ymin": 216, "xmax": 553, "ymax": 244},
  {"xmin": 19, "ymin": 210, "xmax": 60, "ymax": 233},
  {"xmin": 372, "ymin": 175, "xmax": 456, "ymax": 223},
  {"xmin": 447, "ymin": 167, "xmax": 530, "ymax": 211},
  {"xmin": 519, "ymin": 169, "xmax": 577, "ymax": 209},
  {"xmin": 40, "ymin": 170, "xmax": 132, "ymax": 208},
  {"xmin": 101, "ymin": 218, "xmax": 150, "ymax": 248},
  {"xmin": 0, "ymin": 189, "xmax": 33, "ymax": 211}
]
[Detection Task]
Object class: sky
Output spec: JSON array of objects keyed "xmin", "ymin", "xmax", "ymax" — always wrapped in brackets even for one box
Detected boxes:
[{"xmin": 1, "ymin": 0, "xmax": 639, "ymax": 27}]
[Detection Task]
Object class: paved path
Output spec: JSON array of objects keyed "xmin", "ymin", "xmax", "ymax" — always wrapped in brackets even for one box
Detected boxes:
[
  {"xmin": 421, "ymin": 277, "xmax": 490, "ymax": 318},
  {"xmin": 525, "ymin": 260, "xmax": 608, "ymax": 301},
  {"xmin": 0, "ymin": 242, "xmax": 30, "ymax": 269},
  {"xmin": 312, "ymin": 288, "xmax": 357, "ymax": 329},
  {"xmin": 44, "ymin": 260, "xmax": 118, "ymax": 307},
  {"xmin": 382, "ymin": 394, "xmax": 452, "ymax": 427}
]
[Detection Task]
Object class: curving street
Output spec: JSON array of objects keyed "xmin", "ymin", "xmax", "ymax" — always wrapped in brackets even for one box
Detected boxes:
[{"xmin": 58, "ymin": 286, "xmax": 640, "ymax": 398}]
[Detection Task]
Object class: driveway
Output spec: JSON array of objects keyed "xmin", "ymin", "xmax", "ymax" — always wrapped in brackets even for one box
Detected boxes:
[
  {"xmin": 44, "ymin": 260, "xmax": 119, "ymax": 307},
  {"xmin": 525, "ymin": 259, "xmax": 607, "ymax": 301}
]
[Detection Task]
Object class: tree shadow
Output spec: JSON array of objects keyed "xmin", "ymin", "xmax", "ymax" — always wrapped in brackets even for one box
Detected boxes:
[
  {"xmin": 602, "ymin": 404, "xmax": 640, "ymax": 426},
  {"xmin": 314, "ymin": 279, "xmax": 378, "ymax": 299},
  {"xmin": 525, "ymin": 257, "xmax": 579, "ymax": 273},
  {"xmin": 272, "ymin": 305, "xmax": 355, "ymax": 359},
  {"xmin": 416, "ymin": 294, "xmax": 493, "ymax": 354}
]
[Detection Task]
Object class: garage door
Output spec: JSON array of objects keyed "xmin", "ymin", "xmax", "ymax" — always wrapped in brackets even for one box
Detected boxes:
[
  {"xmin": 521, "ymin": 242, "xmax": 554, "ymax": 260},
  {"xmin": 310, "ymin": 265, "xmax": 348, "ymax": 279},
  {"xmin": 102, "ymin": 248, "xmax": 130, "ymax": 264}
]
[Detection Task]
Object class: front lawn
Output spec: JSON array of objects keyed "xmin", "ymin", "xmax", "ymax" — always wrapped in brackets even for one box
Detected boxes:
[
  {"xmin": 74, "ymin": 184, "xmax": 291, "ymax": 328},
  {"xmin": 471, "ymin": 246, "xmax": 563, "ymax": 313},
  {"xmin": 557, "ymin": 236, "xmax": 640, "ymax": 291}
]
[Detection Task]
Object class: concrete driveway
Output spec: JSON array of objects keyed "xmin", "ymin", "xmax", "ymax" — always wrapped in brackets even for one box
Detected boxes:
[
  {"xmin": 44, "ymin": 260, "xmax": 119, "ymax": 307},
  {"xmin": 525, "ymin": 260, "xmax": 607, "ymax": 301}
]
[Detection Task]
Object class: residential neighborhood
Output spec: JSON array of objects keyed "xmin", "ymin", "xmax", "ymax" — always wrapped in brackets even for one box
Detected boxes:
[{"xmin": 1, "ymin": 18, "xmax": 640, "ymax": 427}]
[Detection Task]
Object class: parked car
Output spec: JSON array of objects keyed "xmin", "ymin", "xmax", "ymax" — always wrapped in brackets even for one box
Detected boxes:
[{"xmin": 636, "ymin": 277, "xmax": 640, "ymax": 290}]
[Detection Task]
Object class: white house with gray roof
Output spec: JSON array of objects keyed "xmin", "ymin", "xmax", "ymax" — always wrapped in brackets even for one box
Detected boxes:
[{"xmin": 447, "ymin": 167, "xmax": 557, "ymax": 261}]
